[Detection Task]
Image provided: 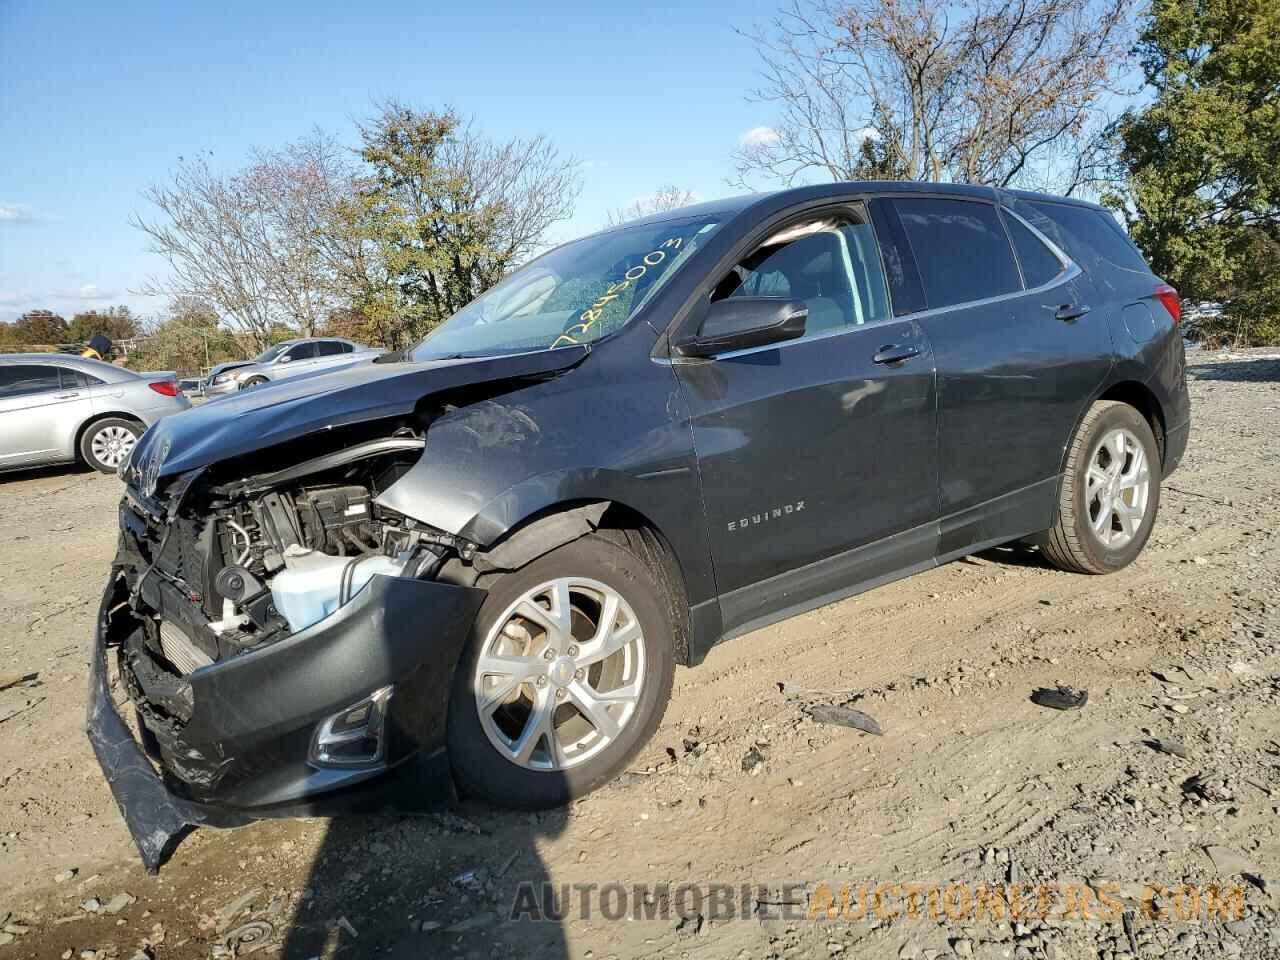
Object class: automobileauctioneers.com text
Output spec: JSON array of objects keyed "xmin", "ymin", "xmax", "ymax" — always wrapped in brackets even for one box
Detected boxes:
[{"xmin": 509, "ymin": 880, "xmax": 1246, "ymax": 924}]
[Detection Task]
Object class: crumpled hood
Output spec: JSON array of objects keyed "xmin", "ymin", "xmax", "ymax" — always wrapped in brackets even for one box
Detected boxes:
[{"xmin": 132, "ymin": 346, "xmax": 590, "ymax": 478}]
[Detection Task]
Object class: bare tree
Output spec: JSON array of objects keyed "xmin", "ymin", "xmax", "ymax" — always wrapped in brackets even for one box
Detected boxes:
[
  {"xmin": 132, "ymin": 132, "xmax": 354, "ymax": 348},
  {"xmin": 605, "ymin": 186, "xmax": 700, "ymax": 226},
  {"xmin": 734, "ymin": 0, "xmax": 1133, "ymax": 193}
]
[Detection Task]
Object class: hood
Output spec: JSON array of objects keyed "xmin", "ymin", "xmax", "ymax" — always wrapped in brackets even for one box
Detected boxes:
[{"xmin": 132, "ymin": 346, "xmax": 590, "ymax": 479}]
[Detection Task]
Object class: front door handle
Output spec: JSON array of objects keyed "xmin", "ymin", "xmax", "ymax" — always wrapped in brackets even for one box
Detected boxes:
[
  {"xmin": 872, "ymin": 344, "xmax": 921, "ymax": 365},
  {"xmin": 1055, "ymin": 303, "xmax": 1091, "ymax": 323},
  {"xmin": 54, "ymin": 392, "xmax": 80, "ymax": 399}
]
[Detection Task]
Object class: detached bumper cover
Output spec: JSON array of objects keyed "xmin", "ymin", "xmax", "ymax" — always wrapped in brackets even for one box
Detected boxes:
[
  {"xmin": 87, "ymin": 579, "xmax": 243, "ymax": 873},
  {"xmin": 87, "ymin": 562, "xmax": 485, "ymax": 872}
]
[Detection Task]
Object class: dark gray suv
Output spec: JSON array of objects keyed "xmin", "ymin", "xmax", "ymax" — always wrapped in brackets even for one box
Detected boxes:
[{"xmin": 89, "ymin": 181, "xmax": 1189, "ymax": 869}]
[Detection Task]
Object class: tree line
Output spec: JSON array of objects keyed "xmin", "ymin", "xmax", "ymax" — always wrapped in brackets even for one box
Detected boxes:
[{"xmin": 3, "ymin": 0, "xmax": 1275, "ymax": 357}]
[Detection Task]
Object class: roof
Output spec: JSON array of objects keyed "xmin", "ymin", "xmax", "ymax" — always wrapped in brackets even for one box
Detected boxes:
[{"xmin": 626, "ymin": 180, "xmax": 1106, "ymax": 229}]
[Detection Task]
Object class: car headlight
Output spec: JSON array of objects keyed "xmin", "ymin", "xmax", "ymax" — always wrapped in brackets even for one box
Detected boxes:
[{"xmin": 211, "ymin": 372, "xmax": 235, "ymax": 385}]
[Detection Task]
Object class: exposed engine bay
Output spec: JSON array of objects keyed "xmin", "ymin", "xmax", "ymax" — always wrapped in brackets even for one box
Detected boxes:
[{"xmin": 120, "ymin": 426, "xmax": 477, "ymax": 682}]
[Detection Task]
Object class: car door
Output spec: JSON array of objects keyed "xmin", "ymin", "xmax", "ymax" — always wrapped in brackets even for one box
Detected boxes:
[
  {"xmin": 275, "ymin": 341, "xmax": 320, "ymax": 379},
  {"xmin": 0, "ymin": 363, "xmax": 94, "ymax": 467},
  {"xmin": 673, "ymin": 202, "xmax": 938, "ymax": 635},
  {"xmin": 870, "ymin": 195, "xmax": 1112, "ymax": 556},
  {"xmin": 314, "ymin": 339, "xmax": 355, "ymax": 371}
]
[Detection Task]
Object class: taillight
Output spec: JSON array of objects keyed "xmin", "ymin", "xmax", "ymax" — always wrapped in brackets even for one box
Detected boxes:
[
  {"xmin": 1154, "ymin": 284, "xmax": 1180, "ymax": 325},
  {"xmin": 148, "ymin": 380, "xmax": 179, "ymax": 397}
]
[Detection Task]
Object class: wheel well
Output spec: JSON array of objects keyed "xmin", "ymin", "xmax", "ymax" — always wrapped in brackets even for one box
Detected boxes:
[
  {"xmin": 75, "ymin": 413, "xmax": 144, "ymax": 458},
  {"xmin": 1096, "ymin": 381, "xmax": 1167, "ymax": 465},
  {"xmin": 465, "ymin": 500, "xmax": 694, "ymax": 666},
  {"xmin": 596, "ymin": 503, "xmax": 693, "ymax": 666}
]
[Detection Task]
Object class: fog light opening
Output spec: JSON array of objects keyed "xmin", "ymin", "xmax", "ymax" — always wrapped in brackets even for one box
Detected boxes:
[{"xmin": 310, "ymin": 685, "xmax": 394, "ymax": 767}]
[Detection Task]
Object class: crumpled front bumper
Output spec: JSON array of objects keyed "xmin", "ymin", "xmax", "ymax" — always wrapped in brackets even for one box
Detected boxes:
[{"xmin": 87, "ymin": 562, "xmax": 485, "ymax": 872}]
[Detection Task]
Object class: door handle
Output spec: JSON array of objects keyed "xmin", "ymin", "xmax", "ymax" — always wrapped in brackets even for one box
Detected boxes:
[
  {"xmin": 872, "ymin": 344, "xmax": 921, "ymax": 365},
  {"xmin": 54, "ymin": 392, "xmax": 80, "ymax": 399},
  {"xmin": 1055, "ymin": 303, "xmax": 1091, "ymax": 323}
]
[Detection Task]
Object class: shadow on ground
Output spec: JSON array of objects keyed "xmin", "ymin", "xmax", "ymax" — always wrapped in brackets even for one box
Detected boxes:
[
  {"xmin": 1187, "ymin": 357, "xmax": 1280, "ymax": 383},
  {"xmin": 0, "ymin": 462, "xmax": 94, "ymax": 485},
  {"xmin": 277, "ymin": 803, "xmax": 569, "ymax": 959}
]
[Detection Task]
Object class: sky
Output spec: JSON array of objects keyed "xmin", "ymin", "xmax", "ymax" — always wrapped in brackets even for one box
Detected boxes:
[{"xmin": 0, "ymin": 0, "xmax": 784, "ymax": 323}]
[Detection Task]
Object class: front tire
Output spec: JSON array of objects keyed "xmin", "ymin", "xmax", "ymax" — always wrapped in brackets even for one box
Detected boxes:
[
  {"xmin": 447, "ymin": 532, "xmax": 675, "ymax": 808},
  {"xmin": 240, "ymin": 376, "xmax": 269, "ymax": 389},
  {"xmin": 80, "ymin": 417, "xmax": 143, "ymax": 474},
  {"xmin": 1041, "ymin": 400, "xmax": 1161, "ymax": 574}
]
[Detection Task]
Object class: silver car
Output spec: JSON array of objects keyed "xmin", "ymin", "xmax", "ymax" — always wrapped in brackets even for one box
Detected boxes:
[
  {"xmin": 0, "ymin": 354, "xmax": 191, "ymax": 475},
  {"xmin": 204, "ymin": 337, "xmax": 374, "ymax": 396}
]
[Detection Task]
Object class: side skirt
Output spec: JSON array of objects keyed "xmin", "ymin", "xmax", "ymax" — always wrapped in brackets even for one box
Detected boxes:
[{"xmin": 689, "ymin": 476, "xmax": 1062, "ymax": 663}]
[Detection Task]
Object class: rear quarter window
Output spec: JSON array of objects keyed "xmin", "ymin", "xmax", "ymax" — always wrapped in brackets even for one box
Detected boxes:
[
  {"xmin": 1027, "ymin": 202, "xmax": 1151, "ymax": 276},
  {"xmin": 1003, "ymin": 212, "xmax": 1066, "ymax": 289}
]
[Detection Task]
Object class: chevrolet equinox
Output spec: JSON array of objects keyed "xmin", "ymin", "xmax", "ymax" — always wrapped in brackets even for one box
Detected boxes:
[{"xmin": 89, "ymin": 182, "xmax": 1191, "ymax": 869}]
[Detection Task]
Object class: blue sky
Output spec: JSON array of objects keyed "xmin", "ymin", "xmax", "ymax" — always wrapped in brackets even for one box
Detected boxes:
[{"xmin": 0, "ymin": 0, "xmax": 783, "ymax": 322}]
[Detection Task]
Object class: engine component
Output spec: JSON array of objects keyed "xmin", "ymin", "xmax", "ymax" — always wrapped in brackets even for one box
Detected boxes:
[
  {"xmin": 295, "ymin": 484, "xmax": 376, "ymax": 555},
  {"xmin": 158, "ymin": 620, "xmax": 214, "ymax": 675},
  {"xmin": 269, "ymin": 547, "xmax": 407, "ymax": 633},
  {"xmin": 214, "ymin": 565, "xmax": 265, "ymax": 603}
]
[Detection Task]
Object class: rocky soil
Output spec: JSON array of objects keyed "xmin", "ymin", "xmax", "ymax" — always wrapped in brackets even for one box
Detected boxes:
[{"xmin": 0, "ymin": 349, "xmax": 1276, "ymax": 960}]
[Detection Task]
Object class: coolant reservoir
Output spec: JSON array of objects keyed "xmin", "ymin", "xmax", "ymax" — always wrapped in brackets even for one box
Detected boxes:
[{"xmin": 270, "ymin": 546, "xmax": 406, "ymax": 633}]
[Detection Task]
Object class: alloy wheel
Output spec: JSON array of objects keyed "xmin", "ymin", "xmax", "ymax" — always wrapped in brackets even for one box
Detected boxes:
[
  {"xmin": 473, "ymin": 577, "xmax": 646, "ymax": 771},
  {"xmin": 1084, "ymin": 427, "xmax": 1151, "ymax": 550},
  {"xmin": 90, "ymin": 425, "xmax": 138, "ymax": 469}
]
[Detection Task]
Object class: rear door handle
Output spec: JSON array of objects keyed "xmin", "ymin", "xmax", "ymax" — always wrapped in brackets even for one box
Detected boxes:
[
  {"xmin": 872, "ymin": 344, "xmax": 921, "ymax": 365},
  {"xmin": 1055, "ymin": 303, "xmax": 1091, "ymax": 322}
]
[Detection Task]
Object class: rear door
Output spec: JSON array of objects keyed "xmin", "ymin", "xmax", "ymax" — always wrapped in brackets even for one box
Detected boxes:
[
  {"xmin": 870, "ymin": 195, "xmax": 1111, "ymax": 555},
  {"xmin": 276, "ymin": 341, "xmax": 320, "ymax": 378},
  {"xmin": 674, "ymin": 201, "xmax": 938, "ymax": 634},
  {"xmin": 314, "ymin": 339, "xmax": 356, "ymax": 371},
  {"xmin": 0, "ymin": 363, "xmax": 93, "ymax": 467}
]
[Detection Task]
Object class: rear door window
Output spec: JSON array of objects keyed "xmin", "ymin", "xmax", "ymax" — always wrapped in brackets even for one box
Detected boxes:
[
  {"xmin": 316, "ymin": 341, "xmax": 345, "ymax": 357},
  {"xmin": 1027, "ymin": 202, "xmax": 1151, "ymax": 275},
  {"xmin": 286, "ymin": 342, "xmax": 319, "ymax": 361},
  {"xmin": 0, "ymin": 364, "xmax": 63, "ymax": 398},
  {"xmin": 1003, "ymin": 212, "xmax": 1066, "ymax": 288},
  {"xmin": 891, "ymin": 197, "xmax": 1022, "ymax": 310}
]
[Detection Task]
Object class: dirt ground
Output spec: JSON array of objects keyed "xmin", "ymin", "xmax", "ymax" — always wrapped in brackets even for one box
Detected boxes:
[{"xmin": 0, "ymin": 349, "xmax": 1277, "ymax": 960}]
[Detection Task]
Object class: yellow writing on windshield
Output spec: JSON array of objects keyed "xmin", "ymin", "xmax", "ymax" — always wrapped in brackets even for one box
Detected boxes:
[{"xmin": 552, "ymin": 236, "xmax": 684, "ymax": 348}]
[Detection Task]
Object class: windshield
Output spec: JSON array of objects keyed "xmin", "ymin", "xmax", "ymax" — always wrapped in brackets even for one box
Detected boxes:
[
  {"xmin": 255, "ymin": 344, "xmax": 290, "ymax": 363},
  {"xmin": 410, "ymin": 216, "xmax": 720, "ymax": 361}
]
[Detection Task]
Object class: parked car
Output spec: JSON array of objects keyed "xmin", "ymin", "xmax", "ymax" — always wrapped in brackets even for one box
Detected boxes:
[
  {"xmin": 203, "ymin": 337, "xmax": 374, "ymax": 396},
  {"xmin": 0, "ymin": 354, "xmax": 189, "ymax": 475},
  {"xmin": 90, "ymin": 181, "xmax": 1189, "ymax": 869},
  {"xmin": 178, "ymin": 377, "xmax": 204, "ymax": 397}
]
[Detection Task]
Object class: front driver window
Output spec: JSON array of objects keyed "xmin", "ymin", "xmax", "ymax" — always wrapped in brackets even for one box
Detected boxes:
[{"xmin": 711, "ymin": 205, "xmax": 891, "ymax": 336}]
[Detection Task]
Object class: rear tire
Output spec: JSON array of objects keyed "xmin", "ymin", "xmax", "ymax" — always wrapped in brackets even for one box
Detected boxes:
[
  {"xmin": 79, "ymin": 417, "xmax": 143, "ymax": 474},
  {"xmin": 447, "ymin": 532, "xmax": 675, "ymax": 808},
  {"xmin": 1041, "ymin": 401, "xmax": 1161, "ymax": 574}
]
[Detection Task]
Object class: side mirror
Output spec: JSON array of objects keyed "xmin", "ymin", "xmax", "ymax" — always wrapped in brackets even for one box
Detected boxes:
[
  {"xmin": 277, "ymin": 354, "xmax": 292, "ymax": 363},
  {"xmin": 673, "ymin": 297, "xmax": 808, "ymax": 358}
]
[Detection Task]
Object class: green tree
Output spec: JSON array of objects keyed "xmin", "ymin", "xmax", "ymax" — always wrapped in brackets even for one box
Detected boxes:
[
  {"xmin": 343, "ymin": 102, "xmax": 581, "ymax": 348},
  {"xmin": 1111, "ymin": 0, "xmax": 1280, "ymax": 345},
  {"xmin": 14, "ymin": 309, "xmax": 69, "ymax": 344},
  {"xmin": 68, "ymin": 306, "xmax": 139, "ymax": 343}
]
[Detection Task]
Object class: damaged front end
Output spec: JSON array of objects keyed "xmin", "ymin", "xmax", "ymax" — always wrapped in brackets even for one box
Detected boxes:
[{"xmin": 90, "ymin": 414, "xmax": 490, "ymax": 871}]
